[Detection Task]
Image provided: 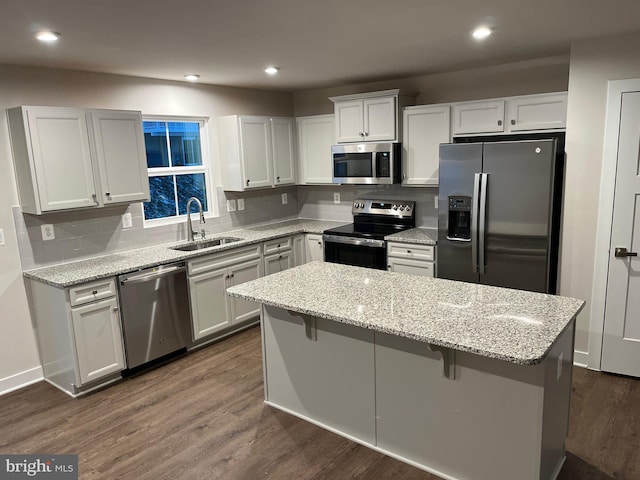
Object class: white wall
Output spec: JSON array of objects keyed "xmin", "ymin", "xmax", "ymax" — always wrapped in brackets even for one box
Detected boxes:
[
  {"xmin": 561, "ymin": 31, "xmax": 640, "ymax": 366},
  {"xmin": 0, "ymin": 65, "xmax": 292, "ymax": 393},
  {"xmin": 293, "ymin": 56, "xmax": 570, "ymax": 115}
]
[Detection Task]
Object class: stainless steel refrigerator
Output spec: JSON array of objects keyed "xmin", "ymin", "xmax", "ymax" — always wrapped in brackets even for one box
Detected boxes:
[{"xmin": 437, "ymin": 139, "xmax": 560, "ymax": 293}]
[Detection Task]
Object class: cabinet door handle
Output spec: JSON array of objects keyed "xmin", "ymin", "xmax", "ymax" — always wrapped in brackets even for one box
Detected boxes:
[
  {"xmin": 317, "ymin": 241, "xmax": 322, "ymax": 245},
  {"xmin": 278, "ymin": 255, "xmax": 282, "ymax": 259},
  {"xmin": 246, "ymin": 179, "xmax": 250, "ymax": 185},
  {"xmin": 276, "ymin": 176, "xmax": 280, "ymax": 182},
  {"xmin": 511, "ymin": 119, "xmax": 516, "ymax": 125},
  {"xmin": 364, "ymin": 132, "xmax": 369, "ymax": 137},
  {"xmin": 359, "ymin": 132, "xmax": 364, "ymax": 137},
  {"xmin": 92, "ymin": 290, "xmax": 98, "ymax": 295},
  {"xmin": 497, "ymin": 120, "xmax": 503, "ymax": 126},
  {"xmin": 113, "ymin": 307, "xmax": 119, "ymax": 312},
  {"xmin": 105, "ymin": 192, "xmax": 111, "ymax": 197},
  {"xmin": 230, "ymin": 273, "xmax": 235, "ymax": 278}
]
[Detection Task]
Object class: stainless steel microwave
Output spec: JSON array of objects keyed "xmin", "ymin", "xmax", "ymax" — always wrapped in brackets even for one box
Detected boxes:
[{"xmin": 331, "ymin": 142, "xmax": 401, "ymax": 185}]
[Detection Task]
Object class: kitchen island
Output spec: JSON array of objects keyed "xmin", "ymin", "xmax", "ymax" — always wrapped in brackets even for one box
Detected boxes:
[{"xmin": 227, "ymin": 262, "xmax": 585, "ymax": 480}]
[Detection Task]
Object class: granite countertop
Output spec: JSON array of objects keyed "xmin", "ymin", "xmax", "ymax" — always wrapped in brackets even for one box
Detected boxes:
[
  {"xmin": 385, "ymin": 227, "xmax": 437, "ymax": 245},
  {"xmin": 23, "ymin": 219, "xmax": 348, "ymax": 288},
  {"xmin": 227, "ymin": 262, "xmax": 585, "ymax": 365}
]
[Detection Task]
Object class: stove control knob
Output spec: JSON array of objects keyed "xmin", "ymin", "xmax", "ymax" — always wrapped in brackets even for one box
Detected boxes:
[
  {"xmin": 392, "ymin": 205, "xmax": 398, "ymax": 210},
  {"xmin": 406, "ymin": 205, "xmax": 411, "ymax": 211}
]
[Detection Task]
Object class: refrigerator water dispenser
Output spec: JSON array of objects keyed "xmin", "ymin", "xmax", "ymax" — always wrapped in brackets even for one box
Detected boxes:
[{"xmin": 447, "ymin": 196, "xmax": 471, "ymax": 240}]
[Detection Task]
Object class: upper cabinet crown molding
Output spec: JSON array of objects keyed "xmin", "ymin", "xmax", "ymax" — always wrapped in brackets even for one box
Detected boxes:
[
  {"xmin": 7, "ymin": 106, "xmax": 150, "ymax": 215},
  {"xmin": 217, "ymin": 115, "xmax": 296, "ymax": 192},
  {"xmin": 330, "ymin": 89, "xmax": 417, "ymax": 144}
]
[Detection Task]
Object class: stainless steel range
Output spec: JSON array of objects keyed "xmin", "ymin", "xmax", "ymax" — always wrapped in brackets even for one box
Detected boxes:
[{"xmin": 323, "ymin": 199, "xmax": 416, "ymax": 270}]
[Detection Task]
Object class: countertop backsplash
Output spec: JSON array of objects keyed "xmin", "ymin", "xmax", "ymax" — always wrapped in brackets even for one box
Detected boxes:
[{"xmin": 13, "ymin": 184, "xmax": 438, "ymax": 271}]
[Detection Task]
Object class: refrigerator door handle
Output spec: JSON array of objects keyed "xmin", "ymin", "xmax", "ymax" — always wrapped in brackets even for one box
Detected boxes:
[
  {"xmin": 471, "ymin": 173, "xmax": 481, "ymax": 273},
  {"xmin": 479, "ymin": 173, "xmax": 489, "ymax": 274}
]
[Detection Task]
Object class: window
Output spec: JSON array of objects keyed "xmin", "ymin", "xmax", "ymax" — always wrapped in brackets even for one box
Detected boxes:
[{"xmin": 142, "ymin": 119, "xmax": 213, "ymax": 224}]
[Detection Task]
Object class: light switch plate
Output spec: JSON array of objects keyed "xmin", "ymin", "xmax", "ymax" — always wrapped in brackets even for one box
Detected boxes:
[
  {"xmin": 122, "ymin": 212, "xmax": 133, "ymax": 229},
  {"xmin": 0, "ymin": 229, "xmax": 4, "ymax": 246},
  {"xmin": 227, "ymin": 199, "xmax": 236, "ymax": 212},
  {"xmin": 237, "ymin": 198, "xmax": 245, "ymax": 211},
  {"xmin": 281, "ymin": 193, "xmax": 288, "ymax": 205},
  {"xmin": 41, "ymin": 224, "xmax": 55, "ymax": 241},
  {"xmin": 334, "ymin": 192, "xmax": 340, "ymax": 204}
]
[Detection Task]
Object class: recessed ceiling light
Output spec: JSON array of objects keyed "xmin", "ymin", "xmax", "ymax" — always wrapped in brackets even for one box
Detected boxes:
[
  {"xmin": 36, "ymin": 31, "xmax": 61, "ymax": 43},
  {"xmin": 184, "ymin": 74, "xmax": 200, "ymax": 82},
  {"xmin": 472, "ymin": 26, "xmax": 492, "ymax": 40},
  {"xmin": 264, "ymin": 66, "xmax": 279, "ymax": 75}
]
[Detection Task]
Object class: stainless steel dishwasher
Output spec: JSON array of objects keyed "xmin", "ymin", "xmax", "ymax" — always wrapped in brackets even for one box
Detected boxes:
[{"xmin": 118, "ymin": 262, "xmax": 192, "ymax": 370}]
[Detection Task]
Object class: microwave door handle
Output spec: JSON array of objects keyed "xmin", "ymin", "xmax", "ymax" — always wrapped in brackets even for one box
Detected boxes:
[{"xmin": 471, "ymin": 173, "xmax": 481, "ymax": 274}]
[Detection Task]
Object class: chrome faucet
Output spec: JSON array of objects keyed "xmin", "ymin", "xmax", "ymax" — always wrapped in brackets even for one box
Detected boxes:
[{"xmin": 186, "ymin": 197, "xmax": 206, "ymax": 241}]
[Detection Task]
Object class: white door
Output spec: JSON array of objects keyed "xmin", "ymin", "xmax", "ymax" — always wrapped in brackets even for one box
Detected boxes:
[
  {"xmin": 506, "ymin": 93, "xmax": 567, "ymax": 132},
  {"xmin": 363, "ymin": 96, "xmax": 396, "ymax": 141},
  {"xmin": 305, "ymin": 234, "xmax": 324, "ymax": 262},
  {"xmin": 452, "ymin": 100, "xmax": 505, "ymax": 135},
  {"xmin": 189, "ymin": 267, "xmax": 230, "ymax": 339},
  {"xmin": 271, "ymin": 117, "xmax": 296, "ymax": 185},
  {"xmin": 601, "ymin": 91, "xmax": 640, "ymax": 376},
  {"xmin": 228, "ymin": 258, "xmax": 262, "ymax": 324},
  {"xmin": 26, "ymin": 107, "xmax": 98, "ymax": 211},
  {"xmin": 402, "ymin": 105, "xmax": 451, "ymax": 185},
  {"xmin": 71, "ymin": 297, "xmax": 125, "ymax": 385},
  {"xmin": 240, "ymin": 116, "xmax": 273, "ymax": 189},
  {"xmin": 335, "ymin": 100, "xmax": 364, "ymax": 143},
  {"xmin": 90, "ymin": 110, "xmax": 150, "ymax": 204},
  {"xmin": 297, "ymin": 115, "xmax": 334, "ymax": 184}
]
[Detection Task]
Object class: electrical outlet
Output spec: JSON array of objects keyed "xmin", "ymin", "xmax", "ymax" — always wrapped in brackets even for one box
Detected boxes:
[
  {"xmin": 227, "ymin": 199, "xmax": 237, "ymax": 212},
  {"xmin": 41, "ymin": 224, "xmax": 55, "ymax": 241},
  {"xmin": 122, "ymin": 212, "xmax": 133, "ymax": 229},
  {"xmin": 281, "ymin": 193, "xmax": 288, "ymax": 205},
  {"xmin": 334, "ymin": 192, "xmax": 340, "ymax": 204},
  {"xmin": 434, "ymin": 195, "xmax": 439, "ymax": 209},
  {"xmin": 237, "ymin": 198, "xmax": 245, "ymax": 211},
  {"xmin": 0, "ymin": 229, "xmax": 4, "ymax": 246}
]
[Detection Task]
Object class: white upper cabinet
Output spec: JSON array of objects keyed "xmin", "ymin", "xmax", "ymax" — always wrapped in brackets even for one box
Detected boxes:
[
  {"xmin": 506, "ymin": 93, "xmax": 568, "ymax": 131},
  {"xmin": 271, "ymin": 117, "xmax": 296, "ymax": 186},
  {"xmin": 452, "ymin": 92, "xmax": 568, "ymax": 136},
  {"xmin": 7, "ymin": 106, "xmax": 150, "ymax": 215},
  {"xmin": 297, "ymin": 114, "xmax": 335, "ymax": 184},
  {"xmin": 89, "ymin": 110, "xmax": 150, "ymax": 205},
  {"xmin": 218, "ymin": 115, "xmax": 296, "ymax": 191},
  {"xmin": 330, "ymin": 89, "xmax": 415, "ymax": 143},
  {"xmin": 402, "ymin": 104, "xmax": 451, "ymax": 186},
  {"xmin": 452, "ymin": 100, "xmax": 506, "ymax": 135}
]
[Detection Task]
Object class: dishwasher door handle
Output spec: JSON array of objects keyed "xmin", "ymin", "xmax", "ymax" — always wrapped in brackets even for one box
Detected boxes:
[{"xmin": 120, "ymin": 264, "xmax": 186, "ymax": 285}]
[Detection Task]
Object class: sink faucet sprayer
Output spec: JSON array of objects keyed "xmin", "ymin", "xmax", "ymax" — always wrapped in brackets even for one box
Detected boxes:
[{"xmin": 186, "ymin": 197, "xmax": 206, "ymax": 241}]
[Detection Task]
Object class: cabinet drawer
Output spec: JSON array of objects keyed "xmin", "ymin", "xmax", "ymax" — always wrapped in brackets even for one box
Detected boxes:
[
  {"xmin": 188, "ymin": 244, "xmax": 261, "ymax": 276},
  {"xmin": 263, "ymin": 237, "xmax": 293, "ymax": 255},
  {"xmin": 387, "ymin": 243, "xmax": 434, "ymax": 261},
  {"xmin": 68, "ymin": 278, "xmax": 117, "ymax": 307},
  {"xmin": 388, "ymin": 258, "xmax": 435, "ymax": 278}
]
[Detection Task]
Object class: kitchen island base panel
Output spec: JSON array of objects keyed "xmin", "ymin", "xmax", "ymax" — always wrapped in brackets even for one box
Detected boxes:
[{"xmin": 261, "ymin": 305, "xmax": 574, "ymax": 480}]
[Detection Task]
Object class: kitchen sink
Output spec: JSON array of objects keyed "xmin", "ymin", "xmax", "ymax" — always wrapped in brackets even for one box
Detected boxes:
[{"xmin": 171, "ymin": 237, "xmax": 242, "ymax": 252}]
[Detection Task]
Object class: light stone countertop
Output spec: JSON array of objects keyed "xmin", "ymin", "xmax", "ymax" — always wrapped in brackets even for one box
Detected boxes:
[
  {"xmin": 385, "ymin": 227, "xmax": 437, "ymax": 245},
  {"xmin": 23, "ymin": 219, "xmax": 347, "ymax": 288},
  {"xmin": 227, "ymin": 261, "xmax": 585, "ymax": 365}
]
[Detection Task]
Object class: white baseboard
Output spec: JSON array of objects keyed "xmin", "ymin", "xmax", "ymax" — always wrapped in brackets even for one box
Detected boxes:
[
  {"xmin": 0, "ymin": 366, "xmax": 43, "ymax": 396},
  {"xmin": 573, "ymin": 350, "xmax": 589, "ymax": 368}
]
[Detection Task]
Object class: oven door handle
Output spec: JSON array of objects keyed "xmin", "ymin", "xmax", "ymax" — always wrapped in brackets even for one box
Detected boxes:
[{"xmin": 323, "ymin": 234, "xmax": 385, "ymax": 248}]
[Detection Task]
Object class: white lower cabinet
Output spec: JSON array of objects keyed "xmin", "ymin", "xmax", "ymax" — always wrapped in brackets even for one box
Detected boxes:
[
  {"xmin": 263, "ymin": 237, "xmax": 294, "ymax": 275},
  {"xmin": 71, "ymin": 296, "xmax": 125, "ymax": 385},
  {"xmin": 305, "ymin": 234, "xmax": 324, "ymax": 262},
  {"xmin": 28, "ymin": 277, "xmax": 126, "ymax": 396},
  {"xmin": 387, "ymin": 242, "xmax": 435, "ymax": 277},
  {"xmin": 188, "ymin": 245, "xmax": 262, "ymax": 341}
]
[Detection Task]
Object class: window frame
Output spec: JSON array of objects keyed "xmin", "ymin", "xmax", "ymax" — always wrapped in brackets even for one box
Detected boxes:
[{"xmin": 141, "ymin": 115, "xmax": 218, "ymax": 228}]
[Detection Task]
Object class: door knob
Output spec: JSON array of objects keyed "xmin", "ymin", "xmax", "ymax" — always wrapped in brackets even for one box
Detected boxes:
[{"xmin": 615, "ymin": 247, "xmax": 638, "ymax": 258}]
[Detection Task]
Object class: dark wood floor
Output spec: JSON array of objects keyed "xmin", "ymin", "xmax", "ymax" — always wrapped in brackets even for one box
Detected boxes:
[{"xmin": 1, "ymin": 326, "xmax": 638, "ymax": 480}]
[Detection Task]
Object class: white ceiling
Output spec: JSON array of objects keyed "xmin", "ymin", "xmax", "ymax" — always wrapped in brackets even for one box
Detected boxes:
[{"xmin": 2, "ymin": 0, "xmax": 640, "ymax": 91}]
